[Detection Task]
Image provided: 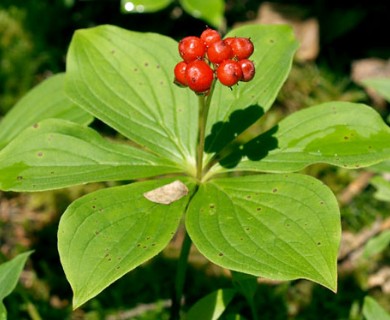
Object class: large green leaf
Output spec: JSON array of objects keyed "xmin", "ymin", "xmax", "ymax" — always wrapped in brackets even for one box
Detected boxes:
[
  {"xmin": 186, "ymin": 174, "xmax": 340, "ymax": 291},
  {"xmin": 65, "ymin": 25, "xmax": 197, "ymax": 167},
  {"xmin": 0, "ymin": 251, "xmax": 33, "ymax": 320},
  {"xmin": 0, "ymin": 119, "xmax": 182, "ymax": 191},
  {"xmin": 361, "ymin": 78, "xmax": 390, "ymax": 102},
  {"xmin": 58, "ymin": 178, "xmax": 194, "ymax": 308},
  {"xmin": 204, "ymin": 25, "xmax": 298, "ymax": 162},
  {"xmin": 179, "ymin": 0, "xmax": 225, "ymax": 28},
  {"xmin": 121, "ymin": 0, "xmax": 173, "ymax": 13},
  {"xmin": 211, "ymin": 102, "xmax": 390, "ymax": 173},
  {"xmin": 0, "ymin": 73, "xmax": 92, "ymax": 150},
  {"xmin": 363, "ymin": 296, "xmax": 390, "ymax": 320}
]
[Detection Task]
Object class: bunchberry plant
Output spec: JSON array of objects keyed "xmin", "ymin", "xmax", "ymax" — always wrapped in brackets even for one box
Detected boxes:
[{"xmin": 0, "ymin": 24, "xmax": 389, "ymax": 318}]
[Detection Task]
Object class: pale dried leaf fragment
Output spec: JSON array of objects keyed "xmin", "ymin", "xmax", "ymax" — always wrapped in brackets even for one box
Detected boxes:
[{"xmin": 143, "ymin": 180, "xmax": 189, "ymax": 205}]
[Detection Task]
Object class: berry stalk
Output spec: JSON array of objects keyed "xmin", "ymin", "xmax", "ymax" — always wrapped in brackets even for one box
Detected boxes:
[{"xmin": 196, "ymin": 79, "xmax": 216, "ymax": 181}]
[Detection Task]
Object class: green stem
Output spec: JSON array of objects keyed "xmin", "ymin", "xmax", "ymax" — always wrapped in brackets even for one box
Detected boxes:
[
  {"xmin": 196, "ymin": 80, "xmax": 216, "ymax": 181},
  {"xmin": 196, "ymin": 94, "xmax": 206, "ymax": 181},
  {"xmin": 170, "ymin": 230, "xmax": 192, "ymax": 320},
  {"xmin": 249, "ymin": 300, "xmax": 260, "ymax": 320}
]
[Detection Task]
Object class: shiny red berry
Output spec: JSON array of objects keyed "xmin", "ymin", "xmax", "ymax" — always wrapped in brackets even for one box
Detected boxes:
[
  {"xmin": 238, "ymin": 59, "xmax": 255, "ymax": 82},
  {"xmin": 207, "ymin": 40, "xmax": 233, "ymax": 64},
  {"xmin": 178, "ymin": 36, "xmax": 206, "ymax": 62},
  {"xmin": 200, "ymin": 28, "xmax": 221, "ymax": 48},
  {"xmin": 174, "ymin": 61, "xmax": 188, "ymax": 87},
  {"xmin": 223, "ymin": 37, "xmax": 235, "ymax": 47},
  {"xmin": 229, "ymin": 37, "xmax": 254, "ymax": 60},
  {"xmin": 185, "ymin": 60, "xmax": 214, "ymax": 93},
  {"xmin": 216, "ymin": 60, "xmax": 243, "ymax": 87}
]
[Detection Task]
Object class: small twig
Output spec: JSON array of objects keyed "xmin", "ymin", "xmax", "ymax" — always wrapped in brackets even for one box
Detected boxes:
[{"xmin": 338, "ymin": 217, "xmax": 390, "ymax": 271}]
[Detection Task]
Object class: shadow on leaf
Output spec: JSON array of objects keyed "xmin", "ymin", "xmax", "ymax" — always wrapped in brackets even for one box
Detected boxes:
[{"xmin": 205, "ymin": 105, "xmax": 278, "ymax": 168}]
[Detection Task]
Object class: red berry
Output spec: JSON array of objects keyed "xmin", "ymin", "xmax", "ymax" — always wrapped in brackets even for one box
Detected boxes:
[
  {"xmin": 200, "ymin": 28, "xmax": 221, "ymax": 48},
  {"xmin": 207, "ymin": 40, "xmax": 233, "ymax": 64},
  {"xmin": 229, "ymin": 37, "xmax": 254, "ymax": 60},
  {"xmin": 223, "ymin": 37, "xmax": 235, "ymax": 47},
  {"xmin": 185, "ymin": 60, "xmax": 214, "ymax": 93},
  {"xmin": 178, "ymin": 36, "xmax": 206, "ymax": 62},
  {"xmin": 238, "ymin": 59, "xmax": 255, "ymax": 82},
  {"xmin": 174, "ymin": 61, "xmax": 188, "ymax": 87},
  {"xmin": 216, "ymin": 60, "xmax": 243, "ymax": 87}
]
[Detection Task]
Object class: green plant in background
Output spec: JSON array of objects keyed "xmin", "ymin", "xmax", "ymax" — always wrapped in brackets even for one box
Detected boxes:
[
  {"xmin": 0, "ymin": 23, "xmax": 389, "ymax": 319},
  {"xmin": 363, "ymin": 296, "xmax": 390, "ymax": 320},
  {"xmin": 0, "ymin": 7, "xmax": 42, "ymax": 115},
  {"xmin": 0, "ymin": 251, "xmax": 32, "ymax": 319},
  {"xmin": 120, "ymin": 0, "xmax": 225, "ymax": 30}
]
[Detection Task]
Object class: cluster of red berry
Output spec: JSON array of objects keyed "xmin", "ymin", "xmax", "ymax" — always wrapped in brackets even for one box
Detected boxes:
[{"xmin": 174, "ymin": 28, "xmax": 255, "ymax": 94}]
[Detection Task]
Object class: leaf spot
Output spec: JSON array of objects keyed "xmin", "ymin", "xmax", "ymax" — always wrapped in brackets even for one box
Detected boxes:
[
  {"xmin": 272, "ymin": 188, "xmax": 278, "ymax": 193},
  {"xmin": 317, "ymin": 242, "xmax": 321, "ymax": 246},
  {"xmin": 218, "ymin": 253, "xmax": 224, "ymax": 257},
  {"xmin": 33, "ymin": 123, "xmax": 39, "ymax": 128},
  {"xmin": 17, "ymin": 176, "xmax": 23, "ymax": 180},
  {"xmin": 246, "ymin": 195, "xmax": 252, "ymax": 199},
  {"xmin": 256, "ymin": 207, "xmax": 262, "ymax": 211},
  {"xmin": 37, "ymin": 152, "xmax": 44, "ymax": 157},
  {"xmin": 144, "ymin": 62, "xmax": 149, "ymax": 67},
  {"xmin": 134, "ymin": 68, "xmax": 138, "ymax": 72}
]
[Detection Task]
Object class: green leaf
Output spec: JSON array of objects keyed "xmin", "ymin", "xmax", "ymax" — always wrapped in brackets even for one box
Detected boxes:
[
  {"xmin": 58, "ymin": 178, "xmax": 195, "ymax": 308},
  {"xmin": 0, "ymin": 119, "xmax": 182, "ymax": 191},
  {"xmin": 0, "ymin": 302, "xmax": 6, "ymax": 320},
  {"xmin": 216, "ymin": 102, "xmax": 390, "ymax": 173},
  {"xmin": 65, "ymin": 25, "xmax": 197, "ymax": 168},
  {"xmin": 179, "ymin": 0, "xmax": 224, "ymax": 28},
  {"xmin": 363, "ymin": 230, "xmax": 390, "ymax": 258},
  {"xmin": 361, "ymin": 78, "xmax": 390, "ymax": 102},
  {"xmin": 187, "ymin": 174, "xmax": 340, "ymax": 291},
  {"xmin": 371, "ymin": 175, "xmax": 390, "ymax": 202},
  {"xmin": 0, "ymin": 251, "xmax": 33, "ymax": 319},
  {"xmin": 121, "ymin": 0, "xmax": 173, "ymax": 13},
  {"xmin": 205, "ymin": 25, "xmax": 298, "ymax": 161},
  {"xmin": 0, "ymin": 73, "xmax": 93, "ymax": 150},
  {"xmin": 186, "ymin": 289, "xmax": 236, "ymax": 320},
  {"xmin": 363, "ymin": 296, "xmax": 390, "ymax": 320},
  {"xmin": 369, "ymin": 160, "xmax": 390, "ymax": 173}
]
